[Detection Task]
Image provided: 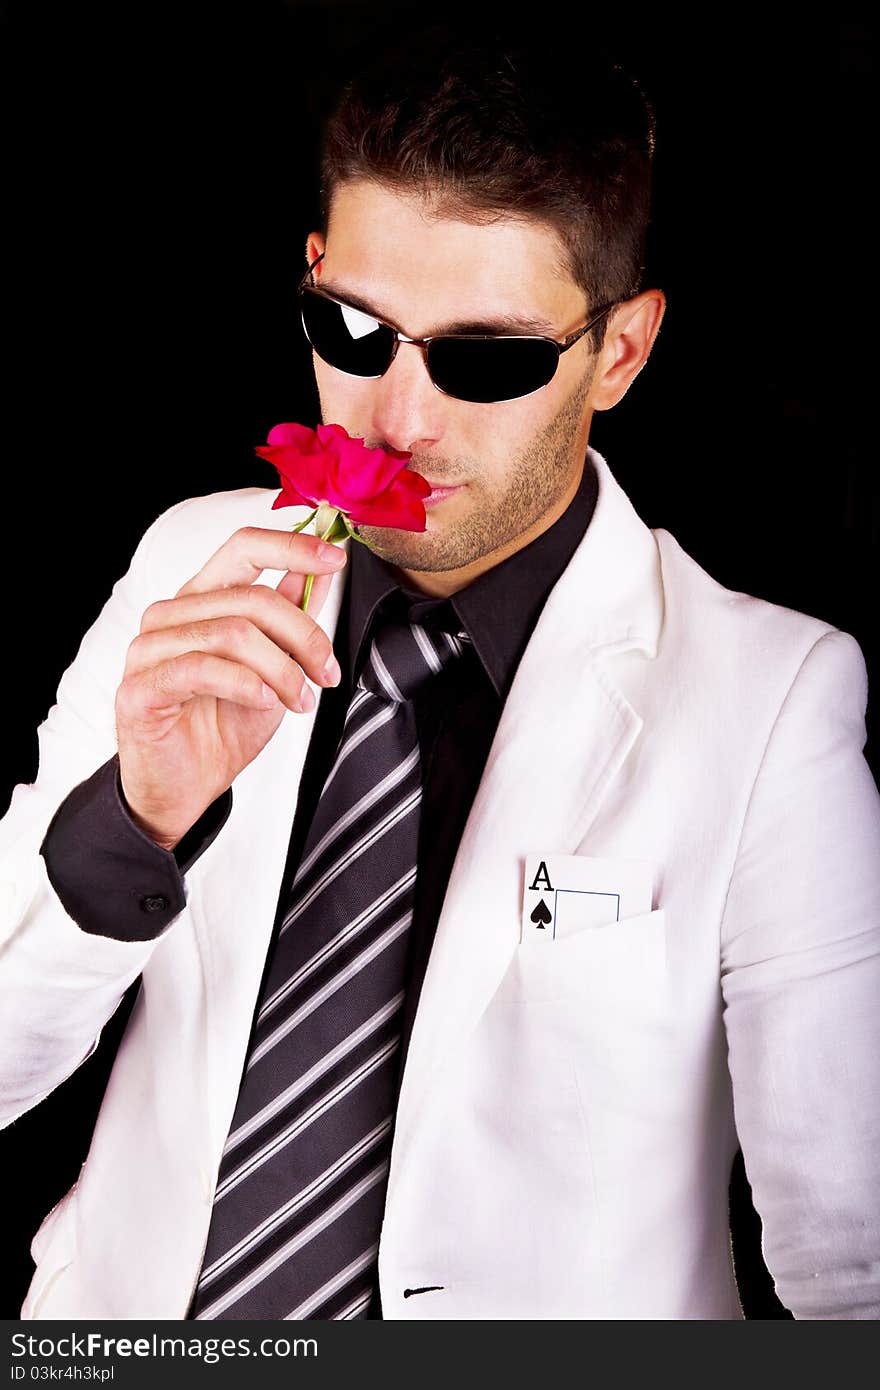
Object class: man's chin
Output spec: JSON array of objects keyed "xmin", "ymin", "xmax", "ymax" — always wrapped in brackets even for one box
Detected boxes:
[
  {"xmin": 355, "ymin": 524, "xmax": 433, "ymax": 567},
  {"xmin": 353, "ymin": 522, "xmax": 468, "ymax": 575}
]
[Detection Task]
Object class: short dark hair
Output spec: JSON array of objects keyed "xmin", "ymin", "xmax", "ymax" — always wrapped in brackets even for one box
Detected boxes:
[{"xmin": 318, "ymin": 16, "xmax": 657, "ymax": 354}]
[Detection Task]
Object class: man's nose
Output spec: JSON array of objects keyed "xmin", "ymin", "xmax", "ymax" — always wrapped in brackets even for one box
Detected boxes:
[{"xmin": 369, "ymin": 340, "xmax": 445, "ymax": 455}]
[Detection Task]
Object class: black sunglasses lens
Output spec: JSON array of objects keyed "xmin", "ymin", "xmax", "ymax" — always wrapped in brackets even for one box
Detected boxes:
[
  {"xmin": 300, "ymin": 290, "xmax": 394, "ymax": 377},
  {"xmin": 427, "ymin": 337, "xmax": 559, "ymax": 403}
]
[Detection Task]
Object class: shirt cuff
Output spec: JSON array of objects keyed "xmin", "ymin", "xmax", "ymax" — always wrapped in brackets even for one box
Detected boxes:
[{"xmin": 39, "ymin": 754, "xmax": 233, "ymax": 941}]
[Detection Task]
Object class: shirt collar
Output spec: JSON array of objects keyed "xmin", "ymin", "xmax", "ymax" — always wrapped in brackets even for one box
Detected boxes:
[{"xmin": 347, "ymin": 450, "xmax": 599, "ymax": 700}]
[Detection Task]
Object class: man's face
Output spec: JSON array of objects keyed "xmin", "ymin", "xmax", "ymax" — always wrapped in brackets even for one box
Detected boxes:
[{"xmin": 306, "ymin": 181, "xmax": 604, "ymax": 595}]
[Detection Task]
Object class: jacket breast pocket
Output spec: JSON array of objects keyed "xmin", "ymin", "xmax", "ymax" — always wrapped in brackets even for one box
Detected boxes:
[
  {"xmin": 511, "ymin": 906, "xmax": 671, "ymax": 1093},
  {"xmin": 513, "ymin": 907, "xmax": 667, "ymax": 1007},
  {"xmin": 510, "ymin": 907, "xmax": 676, "ymax": 1140}
]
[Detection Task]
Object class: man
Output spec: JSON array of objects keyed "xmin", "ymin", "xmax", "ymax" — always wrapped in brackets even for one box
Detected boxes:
[{"xmin": 1, "ymin": 22, "xmax": 878, "ymax": 1320}]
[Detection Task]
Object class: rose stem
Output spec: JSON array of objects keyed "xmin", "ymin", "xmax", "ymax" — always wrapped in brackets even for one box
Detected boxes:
[{"xmin": 301, "ymin": 508, "xmax": 341, "ymax": 614}]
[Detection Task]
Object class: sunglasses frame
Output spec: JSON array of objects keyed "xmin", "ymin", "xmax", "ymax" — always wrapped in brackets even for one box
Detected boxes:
[{"xmin": 297, "ymin": 253, "xmax": 619, "ymax": 403}]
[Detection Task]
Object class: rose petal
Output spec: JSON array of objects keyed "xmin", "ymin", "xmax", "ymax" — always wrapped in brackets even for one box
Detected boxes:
[
  {"xmin": 271, "ymin": 485, "xmax": 312, "ymax": 510},
  {"xmin": 349, "ymin": 476, "xmax": 428, "ymax": 530},
  {"xmin": 256, "ymin": 446, "xmax": 330, "ymax": 506},
  {"xmin": 266, "ymin": 421, "xmax": 321, "ymax": 451},
  {"xmin": 317, "ymin": 428, "xmax": 412, "ymax": 503},
  {"xmin": 315, "ymin": 423, "xmax": 350, "ymax": 445},
  {"xmin": 335, "ymin": 442, "xmax": 413, "ymax": 501},
  {"xmin": 267, "ymin": 468, "xmax": 308, "ymax": 501},
  {"xmin": 398, "ymin": 468, "xmax": 433, "ymax": 499},
  {"xmin": 351, "ymin": 497, "xmax": 426, "ymax": 529}
]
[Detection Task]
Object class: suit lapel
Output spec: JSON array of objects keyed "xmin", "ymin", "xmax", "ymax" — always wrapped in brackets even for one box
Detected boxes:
[{"xmin": 387, "ymin": 447, "xmax": 665, "ymax": 1201}]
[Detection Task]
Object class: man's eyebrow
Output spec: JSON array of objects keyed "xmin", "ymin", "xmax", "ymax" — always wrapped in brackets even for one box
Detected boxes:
[{"xmin": 316, "ymin": 281, "xmax": 558, "ymax": 336}]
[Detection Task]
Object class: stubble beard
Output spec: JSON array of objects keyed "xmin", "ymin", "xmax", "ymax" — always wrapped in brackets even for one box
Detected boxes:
[{"xmin": 350, "ymin": 365, "xmax": 594, "ymax": 573}]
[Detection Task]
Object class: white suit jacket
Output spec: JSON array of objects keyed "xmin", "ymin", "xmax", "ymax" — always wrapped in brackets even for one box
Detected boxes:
[{"xmin": 2, "ymin": 445, "xmax": 878, "ymax": 1320}]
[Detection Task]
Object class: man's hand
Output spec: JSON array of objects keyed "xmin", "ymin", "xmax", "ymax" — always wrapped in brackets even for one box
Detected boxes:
[{"xmin": 114, "ymin": 527, "xmax": 347, "ymax": 850}]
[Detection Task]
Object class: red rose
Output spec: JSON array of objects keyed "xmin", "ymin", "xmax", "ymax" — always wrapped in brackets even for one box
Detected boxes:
[
  {"xmin": 254, "ymin": 421, "xmax": 432, "ymax": 613},
  {"xmin": 255, "ymin": 422, "xmax": 430, "ymax": 531}
]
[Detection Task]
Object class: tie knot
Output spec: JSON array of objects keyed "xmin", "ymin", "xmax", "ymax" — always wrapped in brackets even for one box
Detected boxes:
[{"xmin": 358, "ymin": 617, "xmax": 472, "ymax": 704}]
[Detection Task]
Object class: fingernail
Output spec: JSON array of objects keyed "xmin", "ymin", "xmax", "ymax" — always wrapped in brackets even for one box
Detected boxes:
[
  {"xmin": 319, "ymin": 541, "xmax": 346, "ymax": 564},
  {"xmin": 322, "ymin": 653, "xmax": 341, "ymax": 685},
  {"xmin": 300, "ymin": 684, "xmax": 316, "ymax": 712}
]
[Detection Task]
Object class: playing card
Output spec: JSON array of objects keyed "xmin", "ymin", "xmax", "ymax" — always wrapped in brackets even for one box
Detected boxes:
[{"xmin": 521, "ymin": 853, "xmax": 656, "ymax": 942}]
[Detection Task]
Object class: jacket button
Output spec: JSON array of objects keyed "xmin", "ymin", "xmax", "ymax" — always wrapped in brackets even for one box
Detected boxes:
[{"xmin": 139, "ymin": 894, "xmax": 170, "ymax": 913}]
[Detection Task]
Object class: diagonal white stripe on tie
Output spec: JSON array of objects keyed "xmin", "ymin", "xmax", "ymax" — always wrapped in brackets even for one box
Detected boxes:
[
  {"xmin": 199, "ymin": 1118, "xmax": 393, "ymax": 1287},
  {"xmin": 320, "ymin": 701, "xmax": 398, "ymax": 795},
  {"xmin": 279, "ymin": 788, "xmax": 421, "ymax": 931},
  {"xmin": 411, "ymin": 623, "xmax": 443, "ymax": 673},
  {"xmin": 293, "ymin": 747, "xmax": 421, "ymax": 885},
  {"xmin": 229, "ymin": 996, "xmax": 405, "ymax": 1150},
  {"xmin": 335, "ymin": 1287, "xmax": 375, "ymax": 1319},
  {"xmin": 260, "ymin": 867, "xmax": 417, "ymax": 1021},
  {"xmin": 369, "ymin": 643, "xmax": 404, "ymax": 702},
  {"xmin": 285, "ymin": 1247, "xmax": 380, "ymax": 1321},
  {"xmin": 193, "ymin": 1166, "xmax": 390, "ymax": 1319},
  {"xmin": 216, "ymin": 1037, "xmax": 401, "ymax": 1207},
  {"xmin": 248, "ymin": 914, "xmax": 412, "ymax": 1069}
]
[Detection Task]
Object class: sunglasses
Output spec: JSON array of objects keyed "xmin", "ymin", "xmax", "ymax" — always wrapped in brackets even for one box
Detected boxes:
[{"xmin": 297, "ymin": 254, "xmax": 618, "ymax": 404}]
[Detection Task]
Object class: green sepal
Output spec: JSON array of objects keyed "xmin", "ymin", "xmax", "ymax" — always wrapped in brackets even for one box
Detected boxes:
[
  {"xmin": 288, "ymin": 507, "xmax": 318, "ymax": 535},
  {"xmin": 321, "ymin": 512, "xmax": 353, "ymax": 543},
  {"xmin": 340, "ymin": 513, "xmax": 372, "ymax": 546}
]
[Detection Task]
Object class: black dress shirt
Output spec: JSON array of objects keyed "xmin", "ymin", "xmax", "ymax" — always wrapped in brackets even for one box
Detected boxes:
[{"xmin": 39, "ymin": 451, "xmax": 599, "ymax": 1315}]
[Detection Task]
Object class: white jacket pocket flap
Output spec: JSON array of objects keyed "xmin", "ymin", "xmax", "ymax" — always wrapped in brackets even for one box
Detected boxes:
[{"xmin": 514, "ymin": 906, "xmax": 667, "ymax": 1005}]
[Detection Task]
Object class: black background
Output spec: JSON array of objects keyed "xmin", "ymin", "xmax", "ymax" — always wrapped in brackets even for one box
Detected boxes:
[{"xmin": 1, "ymin": 2, "xmax": 874, "ymax": 1319}]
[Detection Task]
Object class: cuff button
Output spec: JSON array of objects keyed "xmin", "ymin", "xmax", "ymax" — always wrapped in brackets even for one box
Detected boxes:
[{"xmin": 140, "ymin": 894, "xmax": 170, "ymax": 914}]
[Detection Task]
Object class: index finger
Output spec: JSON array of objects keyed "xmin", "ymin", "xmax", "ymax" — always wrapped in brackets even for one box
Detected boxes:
[{"xmin": 175, "ymin": 526, "xmax": 348, "ymax": 599}]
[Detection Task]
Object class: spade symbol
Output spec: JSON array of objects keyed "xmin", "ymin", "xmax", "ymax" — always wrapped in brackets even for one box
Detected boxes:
[{"xmin": 530, "ymin": 899, "xmax": 552, "ymax": 929}]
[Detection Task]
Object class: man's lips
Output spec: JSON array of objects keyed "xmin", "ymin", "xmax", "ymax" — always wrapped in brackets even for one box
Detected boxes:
[
  {"xmin": 422, "ymin": 481, "xmax": 464, "ymax": 507},
  {"xmin": 404, "ymin": 467, "xmax": 465, "ymax": 506}
]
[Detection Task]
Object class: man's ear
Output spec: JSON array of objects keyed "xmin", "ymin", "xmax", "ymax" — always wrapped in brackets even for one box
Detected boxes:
[
  {"xmin": 590, "ymin": 289, "xmax": 666, "ymax": 412},
  {"xmin": 305, "ymin": 232, "xmax": 326, "ymax": 277}
]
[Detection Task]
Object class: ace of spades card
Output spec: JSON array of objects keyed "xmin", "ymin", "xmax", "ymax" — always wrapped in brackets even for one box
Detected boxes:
[{"xmin": 522, "ymin": 853, "xmax": 655, "ymax": 942}]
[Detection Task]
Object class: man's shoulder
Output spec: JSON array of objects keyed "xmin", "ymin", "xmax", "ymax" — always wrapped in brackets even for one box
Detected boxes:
[
  {"xmin": 586, "ymin": 450, "xmax": 848, "ymax": 679},
  {"xmin": 651, "ymin": 525, "xmax": 851, "ymax": 683}
]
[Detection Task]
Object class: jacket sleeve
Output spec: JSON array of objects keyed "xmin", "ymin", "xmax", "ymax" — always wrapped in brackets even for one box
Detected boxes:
[
  {"xmin": 0, "ymin": 496, "xmax": 209, "ymax": 1128},
  {"xmin": 39, "ymin": 752, "xmax": 232, "ymax": 942},
  {"xmin": 720, "ymin": 627, "xmax": 880, "ymax": 1319}
]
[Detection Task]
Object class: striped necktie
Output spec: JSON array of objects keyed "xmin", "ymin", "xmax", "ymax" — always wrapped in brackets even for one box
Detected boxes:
[{"xmin": 188, "ymin": 608, "xmax": 471, "ymax": 1320}]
